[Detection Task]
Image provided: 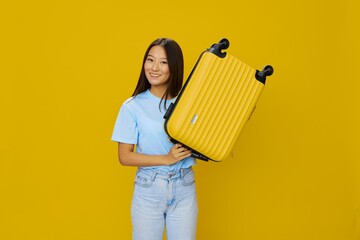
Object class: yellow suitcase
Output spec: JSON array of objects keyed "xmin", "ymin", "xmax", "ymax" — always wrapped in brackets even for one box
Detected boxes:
[{"xmin": 164, "ymin": 39, "xmax": 273, "ymax": 162}]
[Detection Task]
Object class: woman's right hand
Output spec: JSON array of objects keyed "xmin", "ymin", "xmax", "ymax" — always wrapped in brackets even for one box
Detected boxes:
[{"xmin": 165, "ymin": 143, "xmax": 192, "ymax": 165}]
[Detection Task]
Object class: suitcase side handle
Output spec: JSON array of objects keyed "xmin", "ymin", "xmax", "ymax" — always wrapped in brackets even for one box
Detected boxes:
[
  {"xmin": 167, "ymin": 137, "xmax": 220, "ymax": 162},
  {"xmin": 208, "ymin": 38, "xmax": 230, "ymax": 58},
  {"xmin": 163, "ymin": 102, "xmax": 174, "ymax": 120}
]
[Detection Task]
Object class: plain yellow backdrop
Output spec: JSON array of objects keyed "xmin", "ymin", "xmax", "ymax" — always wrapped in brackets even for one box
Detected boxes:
[{"xmin": 1, "ymin": 0, "xmax": 359, "ymax": 239}]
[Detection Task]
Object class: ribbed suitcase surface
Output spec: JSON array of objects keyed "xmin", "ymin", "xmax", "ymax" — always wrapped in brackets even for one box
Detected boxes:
[{"xmin": 164, "ymin": 39, "xmax": 273, "ymax": 161}]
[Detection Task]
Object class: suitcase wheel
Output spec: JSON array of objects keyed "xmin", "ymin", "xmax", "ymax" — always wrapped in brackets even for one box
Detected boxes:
[
  {"xmin": 208, "ymin": 38, "xmax": 230, "ymax": 58},
  {"xmin": 262, "ymin": 65, "xmax": 274, "ymax": 76},
  {"xmin": 218, "ymin": 38, "xmax": 230, "ymax": 50},
  {"xmin": 255, "ymin": 65, "xmax": 274, "ymax": 84}
]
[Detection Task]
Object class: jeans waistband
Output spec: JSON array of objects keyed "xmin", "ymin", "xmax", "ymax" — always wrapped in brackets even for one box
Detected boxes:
[{"xmin": 137, "ymin": 167, "xmax": 192, "ymax": 180}]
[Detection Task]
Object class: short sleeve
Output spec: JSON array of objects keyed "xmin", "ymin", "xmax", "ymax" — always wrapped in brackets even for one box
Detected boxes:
[{"xmin": 111, "ymin": 102, "xmax": 138, "ymax": 144}]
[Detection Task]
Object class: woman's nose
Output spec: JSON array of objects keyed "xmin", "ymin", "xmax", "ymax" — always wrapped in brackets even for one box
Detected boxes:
[{"xmin": 151, "ymin": 61, "xmax": 159, "ymax": 71}]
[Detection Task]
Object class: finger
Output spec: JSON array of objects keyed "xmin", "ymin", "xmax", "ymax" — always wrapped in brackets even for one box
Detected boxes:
[
  {"xmin": 179, "ymin": 149, "xmax": 192, "ymax": 157},
  {"xmin": 178, "ymin": 148, "xmax": 190, "ymax": 154},
  {"xmin": 174, "ymin": 147, "xmax": 188, "ymax": 155},
  {"xmin": 181, "ymin": 151, "xmax": 192, "ymax": 159}
]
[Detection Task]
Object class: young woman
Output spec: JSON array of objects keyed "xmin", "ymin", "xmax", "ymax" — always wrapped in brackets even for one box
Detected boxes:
[{"xmin": 112, "ymin": 38, "xmax": 198, "ymax": 240}]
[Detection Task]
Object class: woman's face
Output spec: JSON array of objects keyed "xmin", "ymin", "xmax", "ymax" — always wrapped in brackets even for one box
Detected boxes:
[{"xmin": 144, "ymin": 45, "xmax": 170, "ymax": 89}]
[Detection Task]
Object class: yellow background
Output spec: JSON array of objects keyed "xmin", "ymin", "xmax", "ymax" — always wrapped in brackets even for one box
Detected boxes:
[{"xmin": 1, "ymin": 0, "xmax": 359, "ymax": 239}]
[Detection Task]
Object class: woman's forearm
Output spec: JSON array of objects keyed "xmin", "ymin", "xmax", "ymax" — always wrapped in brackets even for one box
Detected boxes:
[
  {"xmin": 118, "ymin": 142, "xmax": 191, "ymax": 167},
  {"xmin": 119, "ymin": 150, "xmax": 168, "ymax": 167}
]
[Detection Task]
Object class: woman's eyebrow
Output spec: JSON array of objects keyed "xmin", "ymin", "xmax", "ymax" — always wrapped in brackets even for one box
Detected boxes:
[{"xmin": 147, "ymin": 54, "xmax": 167, "ymax": 60}]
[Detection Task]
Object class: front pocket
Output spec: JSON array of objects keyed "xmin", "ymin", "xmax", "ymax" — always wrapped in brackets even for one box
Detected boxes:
[{"xmin": 134, "ymin": 172, "xmax": 154, "ymax": 188}]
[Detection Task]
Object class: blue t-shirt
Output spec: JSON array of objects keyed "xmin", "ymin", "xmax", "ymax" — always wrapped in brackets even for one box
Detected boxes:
[{"xmin": 112, "ymin": 89, "xmax": 195, "ymax": 171}]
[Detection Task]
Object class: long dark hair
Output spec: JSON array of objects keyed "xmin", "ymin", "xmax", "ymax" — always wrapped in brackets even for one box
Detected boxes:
[{"xmin": 132, "ymin": 38, "xmax": 184, "ymax": 110}]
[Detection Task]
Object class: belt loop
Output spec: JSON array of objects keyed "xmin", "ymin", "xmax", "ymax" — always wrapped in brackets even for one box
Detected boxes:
[{"xmin": 151, "ymin": 171, "xmax": 158, "ymax": 181}]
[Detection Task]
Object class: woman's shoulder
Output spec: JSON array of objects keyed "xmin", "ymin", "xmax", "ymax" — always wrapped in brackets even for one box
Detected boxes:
[
  {"xmin": 122, "ymin": 91, "xmax": 149, "ymax": 107},
  {"xmin": 123, "ymin": 96, "xmax": 135, "ymax": 105}
]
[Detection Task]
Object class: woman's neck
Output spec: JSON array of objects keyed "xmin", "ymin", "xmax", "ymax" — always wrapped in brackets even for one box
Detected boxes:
[{"xmin": 149, "ymin": 87, "xmax": 173, "ymax": 99}]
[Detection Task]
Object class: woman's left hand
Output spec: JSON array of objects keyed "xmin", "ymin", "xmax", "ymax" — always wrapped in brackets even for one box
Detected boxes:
[{"xmin": 164, "ymin": 143, "xmax": 192, "ymax": 165}]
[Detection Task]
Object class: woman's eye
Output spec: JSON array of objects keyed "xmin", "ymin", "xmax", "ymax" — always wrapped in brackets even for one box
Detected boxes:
[
  {"xmin": 147, "ymin": 58, "xmax": 153, "ymax": 62},
  {"xmin": 161, "ymin": 61, "xmax": 168, "ymax": 64}
]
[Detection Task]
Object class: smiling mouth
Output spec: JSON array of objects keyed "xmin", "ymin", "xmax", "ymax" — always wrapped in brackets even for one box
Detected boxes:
[{"xmin": 150, "ymin": 73, "xmax": 161, "ymax": 77}]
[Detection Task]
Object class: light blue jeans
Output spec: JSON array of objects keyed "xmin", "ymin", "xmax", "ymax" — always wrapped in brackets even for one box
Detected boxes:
[{"xmin": 131, "ymin": 167, "xmax": 198, "ymax": 240}]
